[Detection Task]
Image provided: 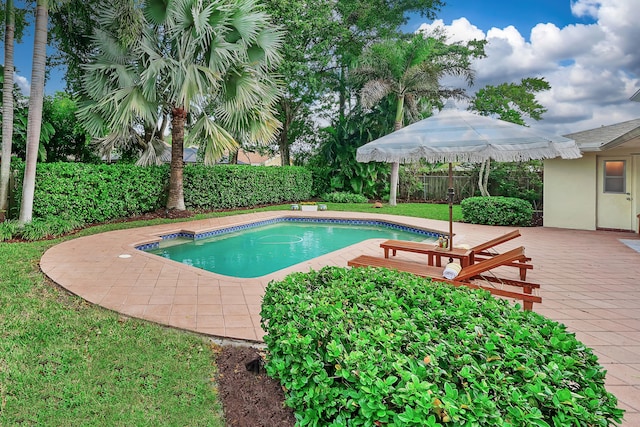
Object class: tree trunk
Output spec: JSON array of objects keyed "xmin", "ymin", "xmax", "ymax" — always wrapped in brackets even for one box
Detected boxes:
[
  {"xmin": 389, "ymin": 162, "xmax": 399, "ymax": 207},
  {"xmin": 158, "ymin": 112, "xmax": 169, "ymax": 141},
  {"xmin": 478, "ymin": 159, "xmax": 491, "ymax": 197},
  {"xmin": 0, "ymin": 0, "xmax": 15, "ymax": 221},
  {"xmin": 278, "ymin": 101, "xmax": 293, "ymax": 166},
  {"xmin": 482, "ymin": 158, "xmax": 491, "ymax": 195},
  {"xmin": 389, "ymin": 94, "xmax": 405, "ymax": 206},
  {"xmin": 18, "ymin": 0, "xmax": 48, "ymax": 224},
  {"xmin": 166, "ymin": 106, "xmax": 186, "ymax": 210},
  {"xmin": 230, "ymin": 149, "xmax": 239, "ymax": 164}
]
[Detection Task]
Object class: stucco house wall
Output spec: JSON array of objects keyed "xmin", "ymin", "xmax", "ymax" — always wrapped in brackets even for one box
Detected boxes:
[
  {"xmin": 543, "ymin": 156, "xmax": 597, "ymax": 230},
  {"xmin": 543, "ymin": 116, "xmax": 640, "ymax": 233}
]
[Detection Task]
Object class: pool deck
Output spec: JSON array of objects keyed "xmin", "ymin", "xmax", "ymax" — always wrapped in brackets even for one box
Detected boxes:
[{"xmin": 40, "ymin": 210, "xmax": 640, "ymax": 423}]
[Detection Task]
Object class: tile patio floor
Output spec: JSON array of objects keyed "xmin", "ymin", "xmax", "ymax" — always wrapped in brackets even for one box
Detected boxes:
[{"xmin": 40, "ymin": 210, "xmax": 640, "ymax": 425}]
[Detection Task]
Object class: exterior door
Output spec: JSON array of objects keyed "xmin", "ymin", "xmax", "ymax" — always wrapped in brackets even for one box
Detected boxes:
[{"xmin": 597, "ymin": 156, "xmax": 634, "ymax": 230}]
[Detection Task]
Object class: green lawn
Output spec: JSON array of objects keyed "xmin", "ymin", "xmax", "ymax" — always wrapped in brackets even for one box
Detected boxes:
[{"xmin": 0, "ymin": 203, "xmax": 458, "ymax": 425}]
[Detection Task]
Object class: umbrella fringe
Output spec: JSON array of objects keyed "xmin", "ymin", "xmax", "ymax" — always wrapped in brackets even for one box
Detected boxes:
[{"xmin": 357, "ymin": 146, "xmax": 581, "ymax": 164}]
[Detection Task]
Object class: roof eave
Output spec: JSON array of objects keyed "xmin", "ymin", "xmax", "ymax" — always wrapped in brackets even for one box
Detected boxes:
[{"xmin": 600, "ymin": 127, "xmax": 640, "ymax": 150}]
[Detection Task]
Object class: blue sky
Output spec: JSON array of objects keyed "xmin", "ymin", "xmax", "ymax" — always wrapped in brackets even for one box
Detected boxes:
[
  {"xmin": 6, "ymin": 0, "xmax": 640, "ymax": 134},
  {"xmin": 406, "ymin": 0, "xmax": 595, "ymax": 36}
]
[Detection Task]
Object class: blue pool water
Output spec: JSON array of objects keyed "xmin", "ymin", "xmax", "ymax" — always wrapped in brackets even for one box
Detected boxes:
[{"xmin": 145, "ymin": 221, "xmax": 435, "ymax": 278}]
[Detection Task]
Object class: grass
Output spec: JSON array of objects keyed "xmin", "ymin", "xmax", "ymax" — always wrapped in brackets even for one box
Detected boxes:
[
  {"xmin": 0, "ymin": 202, "xmax": 458, "ymax": 425},
  {"xmin": 321, "ymin": 201, "xmax": 463, "ymax": 222}
]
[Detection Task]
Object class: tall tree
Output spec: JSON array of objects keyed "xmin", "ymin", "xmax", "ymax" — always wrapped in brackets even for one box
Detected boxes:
[
  {"xmin": 80, "ymin": 0, "xmax": 282, "ymax": 210},
  {"xmin": 0, "ymin": 0, "xmax": 27, "ymax": 220},
  {"xmin": 48, "ymin": 0, "xmax": 102, "ymax": 93},
  {"xmin": 261, "ymin": 0, "xmax": 445, "ymax": 166},
  {"xmin": 469, "ymin": 77, "xmax": 550, "ymax": 196},
  {"xmin": 355, "ymin": 31, "xmax": 486, "ymax": 205},
  {"xmin": 0, "ymin": 0, "xmax": 16, "ymax": 221},
  {"xmin": 18, "ymin": 0, "xmax": 48, "ymax": 224}
]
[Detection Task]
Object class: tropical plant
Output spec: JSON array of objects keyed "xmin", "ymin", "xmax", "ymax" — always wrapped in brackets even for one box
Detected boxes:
[
  {"xmin": 1, "ymin": 2, "xmax": 28, "ymax": 221},
  {"xmin": 79, "ymin": 0, "xmax": 283, "ymax": 210},
  {"xmin": 0, "ymin": 77, "xmax": 54, "ymax": 162},
  {"xmin": 0, "ymin": 0, "xmax": 16, "ymax": 222},
  {"xmin": 311, "ymin": 104, "xmax": 393, "ymax": 199},
  {"xmin": 18, "ymin": 0, "xmax": 48, "ymax": 224},
  {"xmin": 354, "ymin": 30, "xmax": 486, "ymax": 206}
]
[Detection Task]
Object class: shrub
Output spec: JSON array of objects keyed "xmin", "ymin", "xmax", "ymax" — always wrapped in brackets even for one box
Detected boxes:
[
  {"xmin": 261, "ymin": 267, "xmax": 623, "ymax": 426},
  {"xmin": 12, "ymin": 162, "xmax": 168, "ymax": 224},
  {"xmin": 461, "ymin": 196, "xmax": 533, "ymax": 226},
  {"xmin": 321, "ymin": 192, "xmax": 369, "ymax": 203},
  {"xmin": 10, "ymin": 162, "xmax": 312, "ymax": 224},
  {"xmin": 183, "ymin": 165, "xmax": 312, "ymax": 210}
]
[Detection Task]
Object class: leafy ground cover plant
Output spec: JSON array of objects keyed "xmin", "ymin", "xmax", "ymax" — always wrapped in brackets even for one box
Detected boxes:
[{"xmin": 261, "ymin": 267, "xmax": 623, "ymax": 426}]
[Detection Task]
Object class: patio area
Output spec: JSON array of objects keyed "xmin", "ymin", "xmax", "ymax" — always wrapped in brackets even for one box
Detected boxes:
[{"xmin": 40, "ymin": 210, "xmax": 640, "ymax": 424}]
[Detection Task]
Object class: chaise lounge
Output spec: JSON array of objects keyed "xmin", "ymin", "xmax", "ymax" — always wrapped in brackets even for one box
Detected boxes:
[
  {"xmin": 468, "ymin": 229, "xmax": 532, "ymax": 280},
  {"xmin": 348, "ymin": 246, "xmax": 541, "ymax": 311},
  {"xmin": 380, "ymin": 229, "xmax": 533, "ymax": 280}
]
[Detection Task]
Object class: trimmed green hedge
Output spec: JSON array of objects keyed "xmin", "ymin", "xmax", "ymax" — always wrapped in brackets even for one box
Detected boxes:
[
  {"xmin": 261, "ymin": 267, "xmax": 623, "ymax": 426},
  {"xmin": 183, "ymin": 165, "xmax": 312, "ymax": 210},
  {"xmin": 13, "ymin": 162, "xmax": 169, "ymax": 224},
  {"xmin": 10, "ymin": 163, "xmax": 312, "ymax": 224},
  {"xmin": 461, "ymin": 196, "xmax": 533, "ymax": 226}
]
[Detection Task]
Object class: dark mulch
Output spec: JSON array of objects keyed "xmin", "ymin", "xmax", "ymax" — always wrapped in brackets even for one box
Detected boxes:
[{"xmin": 215, "ymin": 345, "xmax": 295, "ymax": 427}]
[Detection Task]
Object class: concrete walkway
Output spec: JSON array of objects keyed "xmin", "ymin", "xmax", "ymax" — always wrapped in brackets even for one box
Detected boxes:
[{"xmin": 40, "ymin": 211, "xmax": 640, "ymax": 425}]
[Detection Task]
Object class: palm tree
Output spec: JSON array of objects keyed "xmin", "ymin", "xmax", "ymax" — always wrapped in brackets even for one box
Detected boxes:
[
  {"xmin": 355, "ymin": 31, "xmax": 485, "ymax": 205},
  {"xmin": 18, "ymin": 0, "xmax": 49, "ymax": 223},
  {"xmin": 80, "ymin": 0, "xmax": 282, "ymax": 210},
  {"xmin": 0, "ymin": 0, "xmax": 16, "ymax": 221}
]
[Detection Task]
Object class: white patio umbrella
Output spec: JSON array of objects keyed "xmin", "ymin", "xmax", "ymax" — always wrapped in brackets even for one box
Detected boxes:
[{"xmin": 356, "ymin": 102, "xmax": 582, "ymax": 250}]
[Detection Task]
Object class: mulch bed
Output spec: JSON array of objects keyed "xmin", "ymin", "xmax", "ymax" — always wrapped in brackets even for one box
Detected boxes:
[{"xmin": 215, "ymin": 345, "xmax": 295, "ymax": 427}]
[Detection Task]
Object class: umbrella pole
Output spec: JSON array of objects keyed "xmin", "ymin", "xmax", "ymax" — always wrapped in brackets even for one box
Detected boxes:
[{"xmin": 448, "ymin": 163, "xmax": 454, "ymax": 251}]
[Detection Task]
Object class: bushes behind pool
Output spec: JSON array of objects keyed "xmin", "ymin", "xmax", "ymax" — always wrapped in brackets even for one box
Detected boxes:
[
  {"xmin": 461, "ymin": 196, "xmax": 533, "ymax": 226},
  {"xmin": 10, "ymin": 162, "xmax": 312, "ymax": 224}
]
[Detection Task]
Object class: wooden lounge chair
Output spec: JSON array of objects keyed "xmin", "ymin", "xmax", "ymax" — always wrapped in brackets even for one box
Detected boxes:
[
  {"xmin": 468, "ymin": 230, "xmax": 532, "ymax": 280},
  {"xmin": 380, "ymin": 229, "xmax": 533, "ymax": 280},
  {"xmin": 348, "ymin": 246, "xmax": 541, "ymax": 311}
]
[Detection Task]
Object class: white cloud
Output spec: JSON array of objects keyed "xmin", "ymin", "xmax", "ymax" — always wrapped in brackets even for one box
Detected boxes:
[
  {"xmin": 415, "ymin": 0, "xmax": 640, "ymax": 135},
  {"xmin": 570, "ymin": 0, "xmax": 601, "ymax": 19},
  {"xmin": 14, "ymin": 73, "xmax": 30, "ymax": 95}
]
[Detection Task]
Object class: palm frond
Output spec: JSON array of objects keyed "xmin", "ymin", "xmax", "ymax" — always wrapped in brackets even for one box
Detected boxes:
[
  {"xmin": 360, "ymin": 80, "xmax": 393, "ymax": 109},
  {"xmin": 137, "ymin": 137, "xmax": 169, "ymax": 166},
  {"xmin": 187, "ymin": 116, "xmax": 238, "ymax": 165},
  {"xmin": 144, "ymin": 0, "xmax": 170, "ymax": 25}
]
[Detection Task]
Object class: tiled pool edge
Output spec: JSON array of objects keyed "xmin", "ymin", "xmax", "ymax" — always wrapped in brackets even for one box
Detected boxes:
[{"xmin": 134, "ymin": 216, "xmax": 444, "ymax": 251}]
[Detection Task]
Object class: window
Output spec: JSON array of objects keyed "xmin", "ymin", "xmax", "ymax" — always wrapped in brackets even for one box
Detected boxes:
[{"xmin": 603, "ymin": 160, "xmax": 626, "ymax": 193}]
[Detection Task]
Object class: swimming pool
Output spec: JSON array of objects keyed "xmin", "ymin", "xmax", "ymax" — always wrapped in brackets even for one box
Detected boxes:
[{"xmin": 142, "ymin": 219, "xmax": 437, "ymax": 278}]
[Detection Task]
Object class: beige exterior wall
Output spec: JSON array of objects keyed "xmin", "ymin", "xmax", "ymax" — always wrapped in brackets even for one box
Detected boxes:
[
  {"xmin": 543, "ymin": 156, "xmax": 597, "ymax": 230},
  {"xmin": 544, "ymin": 148, "xmax": 639, "ymax": 232}
]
